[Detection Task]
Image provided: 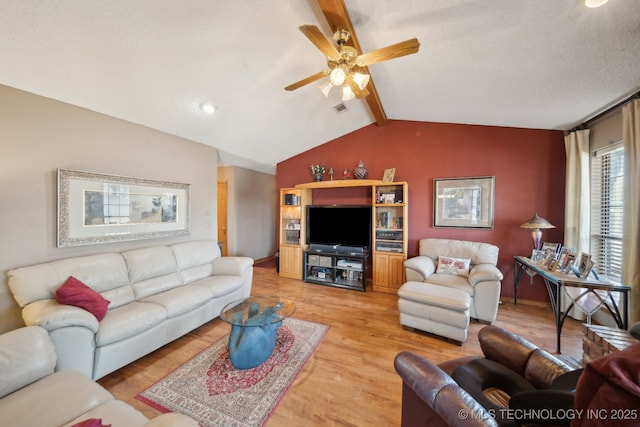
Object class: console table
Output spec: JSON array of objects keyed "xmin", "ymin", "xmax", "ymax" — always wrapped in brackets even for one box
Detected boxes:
[{"xmin": 513, "ymin": 255, "xmax": 630, "ymax": 353}]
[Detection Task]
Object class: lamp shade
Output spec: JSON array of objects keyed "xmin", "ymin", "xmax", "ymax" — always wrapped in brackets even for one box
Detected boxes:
[
  {"xmin": 329, "ymin": 67, "xmax": 346, "ymax": 86},
  {"xmin": 520, "ymin": 214, "xmax": 555, "ymax": 250},
  {"xmin": 352, "ymin": 72, "xmax": 370, "ymax": 90},
  {"xmin": 585, "ymin": 0, "xmax": 608, "ymax": 8},
  {"xmin": 520, "ymin": 214, "xmax": 555, "ymax": 230},
  {"xmin": 341, "ymin": 85, "xmax": 355, "ymax": 101}
]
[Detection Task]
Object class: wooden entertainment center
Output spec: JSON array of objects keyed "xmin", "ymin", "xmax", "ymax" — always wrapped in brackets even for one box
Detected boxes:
[{"xmin": 278, "ymin": 179, "xmax": 408, "ymax": 293}]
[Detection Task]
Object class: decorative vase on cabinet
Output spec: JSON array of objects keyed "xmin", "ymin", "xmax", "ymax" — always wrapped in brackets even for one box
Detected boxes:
[{"xmin": 354, "ymin": 160, "xmax": 368, "ymax": 179}]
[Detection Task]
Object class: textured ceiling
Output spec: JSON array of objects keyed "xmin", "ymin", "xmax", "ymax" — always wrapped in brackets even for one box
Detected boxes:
[{"xmin": 2, "ymin": 0, "xmax": 639, "ymax": 174}]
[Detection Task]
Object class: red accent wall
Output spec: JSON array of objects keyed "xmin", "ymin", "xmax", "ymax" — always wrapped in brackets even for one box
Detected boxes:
[{"xmin": 276, "ymin": 120, "xmax": 566, "ymax": 303}]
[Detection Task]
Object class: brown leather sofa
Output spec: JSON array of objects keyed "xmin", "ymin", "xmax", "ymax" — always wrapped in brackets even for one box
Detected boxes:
[{"xmin": 394, "ymin": 325, "xmax": 576, "ymax": 426}]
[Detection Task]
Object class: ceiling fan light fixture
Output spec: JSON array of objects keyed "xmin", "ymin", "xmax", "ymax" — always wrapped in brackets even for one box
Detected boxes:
[
  {"xmin": 585, "ymin": 0, "xmax": 608, "ymax": 7},
  {"xmin": 352, "ymin": 72, "xmax": 370, "ymax": 90},
  {"xmin": 329, "ymin": 67, "xmax": 346, "ymax": 86},
  {"xmin": 319, "ymin": 80, "xmax": 334, "ymax": 97},
  {"xmin": 342, "ymin": 85, "xmax": 355, "ymax": 102}
]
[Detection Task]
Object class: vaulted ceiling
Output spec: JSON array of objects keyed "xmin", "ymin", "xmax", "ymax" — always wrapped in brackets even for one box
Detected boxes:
[{"xmin": 2, "ymin": 1, "xmax": 639, "ymax": 174}]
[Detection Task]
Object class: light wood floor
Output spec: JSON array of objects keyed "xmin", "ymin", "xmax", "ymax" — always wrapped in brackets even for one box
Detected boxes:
[{"xmin": 98, "ymin": 266, "xmax": 584, "ymax": 426}]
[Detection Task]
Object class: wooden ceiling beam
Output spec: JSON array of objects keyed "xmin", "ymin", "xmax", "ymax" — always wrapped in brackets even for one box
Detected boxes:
[{"xmin": 317, "ymin": 0, "xmax": 388, "ymax": 126}]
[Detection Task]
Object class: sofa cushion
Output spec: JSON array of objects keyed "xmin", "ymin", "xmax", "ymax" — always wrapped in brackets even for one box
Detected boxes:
[
  {"xmin": 424, "ymin": 273, "xmax": 474, "ymax": 295},
  {"xmin": 141, "ymin": 284, "xmax": 214, "ymax": 318},
  {"xmin": 63, "ymin": 401, "xmax": 148, "ymax": 427},
  {"xmin": 0, "ymin": 370, "xmax": 114, "ymax": 427},
  {"xmin": 122, "ymin": 246, "xmax": 184, "ymax": 299},
  {"xmin": 7, "ymin": 253, "xmax": 129, "ymax": 308},
  {"xmin": 524, "ymin": 348, "xmax": 573, "ymax": 389},
  {"xmin": 191, "ymin": 275, "xmax": 244, "ymax": 298},
  {"xmin": 0, "ymin": 326, "xmax": 56, "ymax": 399},
  {"xmin": 55, "ymin": 277, "xmax": 110, "ymax": 321},
  {"xmin": 398, "ymin": 281, "xmax": 470, "ymax": 312},
  {"xmin": 436, "ymin": 256, "xmax": 471, "ymax": 277},
  {"xmin": 172, "ymin": 241, "xmax": 220, "ymax": 283},
  {"xmin": 452, "ymin": 358, "xmax": 536, "ymax": 425},
  {"xmin": 419, "ymin": 238, "xmax": 499, "ymax": 266},
  {"xmin": 95, "ymin": 302, "xmax": 167, "ymax": 347},
  {"xmin": 172, "ymin": 240, "xmax": 220, "ymax": 271},
  {"xmin": 478, "ymin": 325, "xmax": 538, "ymax": 375}
]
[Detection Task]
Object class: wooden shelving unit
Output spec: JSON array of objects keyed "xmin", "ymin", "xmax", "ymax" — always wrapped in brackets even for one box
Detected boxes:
[
  {"xmin": 278, "ymin": 187, "xmax": 310, "ymax": 279},
  {"xmin": 372, "ymin": 183, "xmax": 408, "ymax": 293},
  {"xmin": 280, "ymin": 180, "xmax": 408, "ymax": 292}
]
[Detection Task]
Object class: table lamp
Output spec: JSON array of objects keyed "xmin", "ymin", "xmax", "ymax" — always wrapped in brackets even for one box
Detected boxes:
[{"xmin": 520, "ymin": 213, "xmax": 555, "ymax": 250}]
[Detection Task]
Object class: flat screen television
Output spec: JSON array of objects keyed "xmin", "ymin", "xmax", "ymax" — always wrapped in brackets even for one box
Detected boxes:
[{"xmin": 306, "ymin": 205, "xmax": 372, "ymax": 250}]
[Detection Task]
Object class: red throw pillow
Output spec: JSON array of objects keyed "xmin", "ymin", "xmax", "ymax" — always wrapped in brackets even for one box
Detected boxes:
[
  {"xmin": 70, "ymin": 419, "xmax": 111, "ymax": 427},
  {"xmin": 55, "ymin": 276, "xmax": 110, "ymax": 321}
]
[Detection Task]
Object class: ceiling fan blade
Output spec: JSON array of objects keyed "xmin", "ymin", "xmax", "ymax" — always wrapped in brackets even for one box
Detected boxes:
[
  {"xmin": 299, "ymin": 25, "xmax": 341, "ymax": 60},
  {"xmin": 355, "ymin": 38, "xmax": 420, "ymax": 67},
  {"xmin": 284, "ymin": 70, "xmax": 329, "ymax": 91}
]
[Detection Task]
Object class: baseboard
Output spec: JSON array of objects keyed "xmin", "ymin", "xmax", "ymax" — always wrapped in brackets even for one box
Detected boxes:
[{"xmin": 501, "ymin": 297, "xmax": 551, "ymax": 309}]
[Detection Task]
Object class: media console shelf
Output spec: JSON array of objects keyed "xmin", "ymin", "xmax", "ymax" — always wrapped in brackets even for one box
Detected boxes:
[
  {"xmin": 303, "ymin": 249, "xmax": 368, "ymax": 291},
  {"xmin": 279, "ymin": 180, "xmax": 408, "ymax": 293}
]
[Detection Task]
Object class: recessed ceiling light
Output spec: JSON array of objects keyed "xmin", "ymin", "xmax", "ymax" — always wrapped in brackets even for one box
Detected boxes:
[
  {"xmin": 585, "ymin": 0, "xmax": 608, "ymax": 8},
  {"xmin": 200, "ymin": 102, "xmax": 215, "ymax": 114}
]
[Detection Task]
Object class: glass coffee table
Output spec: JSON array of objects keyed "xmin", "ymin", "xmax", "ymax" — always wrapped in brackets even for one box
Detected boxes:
[{"xmin": 220, "ymin": 295, "xmax": 296, "ymax": 369}]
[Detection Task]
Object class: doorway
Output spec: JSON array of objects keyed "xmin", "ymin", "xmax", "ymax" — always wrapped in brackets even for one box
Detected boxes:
[{"xmin": 217, "ymin": 181, "xmax": 228, "ymax": 256}]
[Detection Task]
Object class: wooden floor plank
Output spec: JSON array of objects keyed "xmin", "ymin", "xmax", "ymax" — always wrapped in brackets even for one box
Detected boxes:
[{"xmin": 98, "ymin": 267, "xmax": 583, "ymax": 426}]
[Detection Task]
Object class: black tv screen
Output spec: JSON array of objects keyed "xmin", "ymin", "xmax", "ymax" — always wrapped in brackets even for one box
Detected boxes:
[{"xmin": 306, "ymin": 205, "xmax": 372, "ymax": 249}]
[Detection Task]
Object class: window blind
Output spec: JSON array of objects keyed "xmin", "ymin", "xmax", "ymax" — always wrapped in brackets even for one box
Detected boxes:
[{"xmin": 590, "ymin": 143, "xmax": 624, "ymax": 283}]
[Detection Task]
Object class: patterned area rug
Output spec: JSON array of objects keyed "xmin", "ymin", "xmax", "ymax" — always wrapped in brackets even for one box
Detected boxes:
[{"xmin": 137, "ymin": 318, "xmax": 329, "ymax": 427}]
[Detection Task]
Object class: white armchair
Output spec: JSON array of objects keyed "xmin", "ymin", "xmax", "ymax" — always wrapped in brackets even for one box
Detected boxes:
[{"xmin": 404, "ymin": 238, "xmax": 503, "ymax": 323}]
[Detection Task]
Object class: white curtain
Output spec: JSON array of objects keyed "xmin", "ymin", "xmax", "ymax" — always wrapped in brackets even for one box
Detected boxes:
[
  {"xmin": 563, "ymin": 130, "xmax": 591, "ymax": 319},
  {"xmin": 622, "ymin": 99, "xmax": 640, "ymax": 324},
  {"xmin": 564, "ymin": 130, "xmax": 591, "ymax": 253}
]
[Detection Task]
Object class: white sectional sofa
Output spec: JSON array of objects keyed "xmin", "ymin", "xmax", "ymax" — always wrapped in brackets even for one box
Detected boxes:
[
  {"xmin": 7, "ymin": 240, "xmax": 253, "ymax": 380},
  {"xmin": 0, "ymin": 325, "xmax": 199, "ymax": 427}
]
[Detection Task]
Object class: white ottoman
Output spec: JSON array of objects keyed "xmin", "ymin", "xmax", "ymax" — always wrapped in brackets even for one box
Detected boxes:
[{"xmin": 397, "ymin": 281, "xmax": 471, "ymax": 344}]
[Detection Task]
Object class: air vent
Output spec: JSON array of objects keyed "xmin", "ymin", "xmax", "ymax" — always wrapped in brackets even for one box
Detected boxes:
[{"xmin": 334, "ymin": 103, "xmax": 348, "ymax": 114}]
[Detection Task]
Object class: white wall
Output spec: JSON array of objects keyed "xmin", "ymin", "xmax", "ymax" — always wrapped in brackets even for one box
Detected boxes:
[
  {"xmin": 218, "ymin": 166, "xmax": 276, "ymax": 260},
  {"xmin": 0, "ymin": 85, "xmax": 219, "ymax": 333}
]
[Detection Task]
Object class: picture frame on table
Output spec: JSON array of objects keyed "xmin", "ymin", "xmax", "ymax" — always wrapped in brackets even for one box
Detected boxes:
[
  {"xmin": 578, "ymin": 253, "xmax": 590, "ymax": 271},
  {"xmin": 578, "ymin": 253, "xmax": 594, "ymax": 276},
  {"xmin": 57, "ymin": 168, "xmax": 190, "ymax": 247},
  {"xmin": 560, "ymin": 252, "xmax": 576, "ymax": 273},
  {"xmin": 531, "ymin": 249, "xmax": 546, "ymax": 262},
  {"xmin": 542, "ymin": 249, "xmax": 556, "ymax": 268},
  {"xmin": 433, "ymin": 176, "xmax": 495, "ymax": 229},
  {"xmin": 541, "ymin": 242, "xmax": 562, "ymax": 253}
]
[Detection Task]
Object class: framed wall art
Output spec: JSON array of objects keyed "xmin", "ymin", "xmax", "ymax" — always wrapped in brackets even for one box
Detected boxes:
[
  {"xmin": 382, "ymin": 168, "xmax": 396, "ymax": 183},
  {"xmin": 57, "ymin": 169, "xmax": 190, "ymax": 247},
  {"xmin": 433, "ymin": 176, "xmax": 495, "ymax": 229}
]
